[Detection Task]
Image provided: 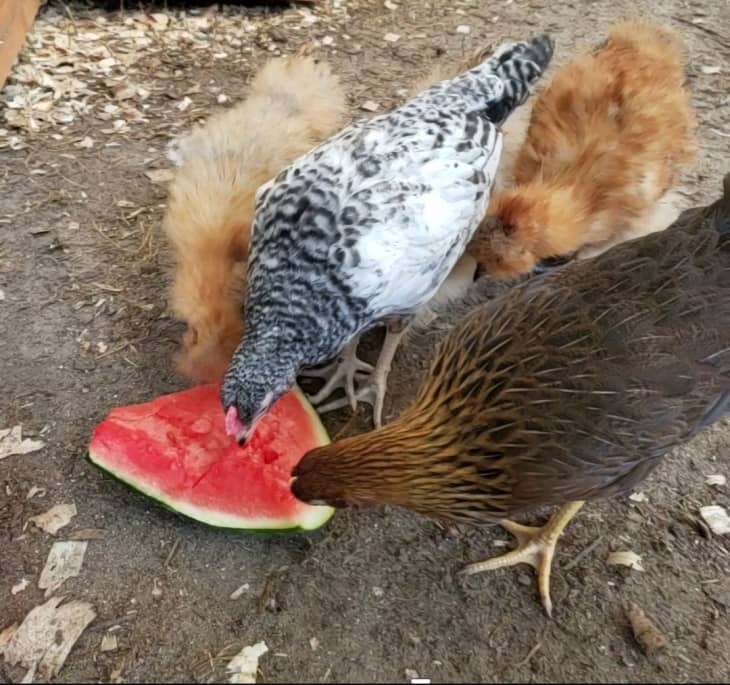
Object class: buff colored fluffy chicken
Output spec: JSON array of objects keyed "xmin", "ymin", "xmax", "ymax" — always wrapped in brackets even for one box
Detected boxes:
[
  {"xmin": 292, "ymin": 173, "xmax": 730, "ymax": 616},
  {"xmin": 163, "ymin": 54, "xmax": 347, "ymax": 383},
  {"xmin": 466, "ymin": 20, "xmax": 697, "ymax": 279}
]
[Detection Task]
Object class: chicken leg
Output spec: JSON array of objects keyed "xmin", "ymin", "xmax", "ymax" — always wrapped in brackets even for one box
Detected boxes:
[
  {"xmin": 300, "ymin": 335, "xmax": 373, "ymax": 409},
  {"xmin": 460, "ymin": 500, "xmax": 585, "ymax": 617},
  {"xmin": 317, "ymin": 318, "xmax": 411, "ymax": 428}
]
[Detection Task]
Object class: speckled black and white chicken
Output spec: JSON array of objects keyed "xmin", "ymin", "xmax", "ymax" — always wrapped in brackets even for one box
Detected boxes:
[{"xmin": 220, "ymin": 34, "xmax": 555, "ymax": 442}]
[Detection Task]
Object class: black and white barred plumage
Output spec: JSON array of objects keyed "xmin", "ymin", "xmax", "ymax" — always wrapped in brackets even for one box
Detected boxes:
[{"xmin": 222, "ymin": 34, "xmax": 555, "ymax": 442}]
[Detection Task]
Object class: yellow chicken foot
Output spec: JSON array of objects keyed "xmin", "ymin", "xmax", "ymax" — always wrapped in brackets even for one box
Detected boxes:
[
  {"xmin": 460, "ymin": 500, "xmax": 585, "ymax": 617},
  {"xmin": 301, "ymin": 335, "xmax": 373, "ymax": 410},
  {"xmin": 317, "ymin": 320, "xmax": 410, "ymax": 428}
]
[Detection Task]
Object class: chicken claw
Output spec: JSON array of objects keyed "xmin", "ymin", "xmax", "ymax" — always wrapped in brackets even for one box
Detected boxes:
[
  {"xmin": 460, "ymin": 501, "xmax": 585, "ymax": 617},
  {"xmin": 317, "ymin": 320, "xmax": 410, "ymax": 428},
  {"xmin": 301, "ymin": 336, "xmax": 373, "ymax": 410}
]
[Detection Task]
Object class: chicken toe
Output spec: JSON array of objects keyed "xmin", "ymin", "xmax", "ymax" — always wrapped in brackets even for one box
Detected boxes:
[
  {"xmin": 302, "ymin": 336, "xmax": 373, "ymax": 409},
  {"xmin": 460, "ymin": 501, "xmax": 585, "ymax": 617},
  {"xmin": 316, "ymin": 319, "xmax": 410, "ymax": 428}
]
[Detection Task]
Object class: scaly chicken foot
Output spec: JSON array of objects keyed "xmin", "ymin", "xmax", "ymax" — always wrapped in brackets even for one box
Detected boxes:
[
  {"xmin": 460, "ymin": 500, "xmax": 585, "ymax": 617},
  {"xmin": 317, "ymin": 319, "xmax": 410, "ymax": 428},
  {"xmin": 301, "ymin": 335, "xmax": 374, "ymax": 410}
]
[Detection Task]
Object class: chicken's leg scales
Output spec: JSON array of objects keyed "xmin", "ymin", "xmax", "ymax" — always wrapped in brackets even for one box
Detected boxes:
[
  {"xmin": 460, "ymin": 500, "xmax": 585, "ymax": 617},
  {"xmin": 317, "ymin": 318, "xmax": 410, "ymax": 428},
  {"xmin": 301, "ymin": 335, "xmax": 373, "ymax": 409}
]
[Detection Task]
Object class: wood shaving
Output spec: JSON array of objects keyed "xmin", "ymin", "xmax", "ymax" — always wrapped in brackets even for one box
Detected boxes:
[
  {"xmin": 230, "ymin": 583, "xmax": 250, "ymax": 600},
  {"xmin": 12, "ymin": 579, "xmax": 30, "ymax": 595},
  {"xmin": 145, "ymin": 169, "xmax": 175, "ymax": 184},
  {"xmin": 700, "ymin": 505, "xmax": 730, "ymax": 535},
  {"xmin": 0, "ymin": 425, "xmax": 44, "ymax": 460},
  {"xmin": 227, "ymin": 641, "xmax": 269, "ymax": 684},
  {"xmin": 68, "ymin": 528, "xmax": 106, "ymax": 541},
  {"xmin": 26, "ymin": 486, "xmax": 46, "ymax": 500},
  {"xmin": 29, "ymin": 503, "xmax": 77, "ymax": 535},
  {"xmin": 607, "ymin": 550, "xmax": 645, "ymax": 571},
  {"xmin": 0, "ymin": 624, "xmax": 18, "ymax": 651},
  {"xmin": 100, "ymin": 633, "xmax": 118, "ymax": 652},
  {"xmin": 0, "ymin": 596, "xmax": 95, "ymax": 681},
  {"xmin": 38, "ymin": 541, "xmax": 88, "ymax": 597},
  {"xmin": 361, "ymin": 100, "xmax": 381, "ymax": 112},
  {"xmin": 1, "ymin": 3, "xmax": 349, "ymax": 148}
]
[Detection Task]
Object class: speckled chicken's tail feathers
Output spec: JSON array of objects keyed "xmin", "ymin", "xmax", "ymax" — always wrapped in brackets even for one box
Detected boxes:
[
  {"xmin": 479, "ymin": 34, "xmax": 554, "ymax": 124},
  {"xmin": 431, "ymin": 34, "xmax": 553, "ymax": 126}
]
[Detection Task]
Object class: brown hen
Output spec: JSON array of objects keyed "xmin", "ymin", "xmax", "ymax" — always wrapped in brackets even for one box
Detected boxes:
[
  {"xmin": 292, "ymin": 174, "xmax": 730, "ymax": 616},
  {"xmin": 466, "ymin": 20, "xmax": 697, "ymax": 279},
  {"xmin": 164, "ymin": 54, "xmax": 346, "ymax": 384}
]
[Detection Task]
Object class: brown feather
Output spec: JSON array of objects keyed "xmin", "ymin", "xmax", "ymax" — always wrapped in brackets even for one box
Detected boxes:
[
  {"xmin": 467, "ymin": 20, "xmax": 697, "ymax": 279},
  {"xmin": 164, "ymin": 55, "xmax": 347, "ymax": 383},
  {"xmin": 292, "ymin": 174, "xmax": 730, "ymax": 526}
]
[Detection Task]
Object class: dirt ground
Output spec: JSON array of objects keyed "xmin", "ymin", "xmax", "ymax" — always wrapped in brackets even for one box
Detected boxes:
[{"xmin": 2, "ymin": 0, "xmax": 730, "ymax": 682}]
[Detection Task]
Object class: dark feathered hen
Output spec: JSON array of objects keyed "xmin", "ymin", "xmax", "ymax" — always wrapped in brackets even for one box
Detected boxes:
[{"xmin": 292, "ymin": 173, "xmax": 730, "ymax": 616}]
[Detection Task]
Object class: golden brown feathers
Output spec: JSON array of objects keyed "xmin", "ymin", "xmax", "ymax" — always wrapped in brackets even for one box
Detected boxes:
[
  {"xmin": 292, "ymin": 174, "xmax": 730, "ymax": 523},
  {"xmin": 467, "ymin": 20, "xmax": 697, "ymax": 279},
  {"xmin": 164, "ymin": 55, "xmax": 347, "ymax": 383}
]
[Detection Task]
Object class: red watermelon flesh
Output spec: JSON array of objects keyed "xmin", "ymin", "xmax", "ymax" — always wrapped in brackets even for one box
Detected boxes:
[{"xmin": 88, "ymin": 384, "xmax": 333, "ymax": 531}]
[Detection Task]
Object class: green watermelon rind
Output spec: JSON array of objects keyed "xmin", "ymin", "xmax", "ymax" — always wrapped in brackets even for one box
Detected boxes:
[{"xmin": 87, "ymin": 386, "xmax": 334, "ymax": 533}]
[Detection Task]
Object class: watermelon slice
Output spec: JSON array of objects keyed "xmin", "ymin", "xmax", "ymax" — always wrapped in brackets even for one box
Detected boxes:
[{"xmin": 88, "ymin": 384, "xmax": 333, "ymax": 532}]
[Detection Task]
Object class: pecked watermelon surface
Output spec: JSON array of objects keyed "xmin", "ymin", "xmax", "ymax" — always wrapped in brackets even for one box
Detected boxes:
[{"xmin": 88, "ymin": 384, "xmax": 333, "ymax": 532}]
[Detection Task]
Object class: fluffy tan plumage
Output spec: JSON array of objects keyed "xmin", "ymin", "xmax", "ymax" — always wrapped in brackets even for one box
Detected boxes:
[
  {"xmin": 164, "ymin": 55, "xmax": 347, "ymax": 383},
  {"xmin": 467, "ymin": 20, "xmax": 697, "ymax": 279},
  {"xmin": 292, "ymin": 174, "xmax": 730, "ymax": 615}
]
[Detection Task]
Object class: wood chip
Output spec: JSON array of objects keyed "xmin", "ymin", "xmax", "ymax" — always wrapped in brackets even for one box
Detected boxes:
[
  {"xmin": 26, "ymin": 486, "xmax": 46, "ymax": 500},
  {"xmin": 706, "ymin": 474, "xmax": 726, "ymax": 487},
  {"xmin": 456, "ymin": 25, "xmax": 471, "ymax": 34},
  {"xmin": 144, "ymin": 169, "xmax": 175, "ymax": 184},
  {"xmin": 230, "ymin": 583, "xmax": 250, "ymax": 600},
  {"xmin": 360, "ymin": 100, "xmax": 380, "ymax": 112},
  {"xmin": 700, "ymin": 505, "xmax": 730, "ymax": 535},
  {"xmin": 701, "ymin": 65, "xmax": 721, "ymax": 74},
  {"xmin": 227, "ymin": 641, "xmax": 268, "ymax": 684},
  {"xmin": 29, "ymin": 503, "xmax": 77, "ymax": 535},
  {"xmin": 626, "ymin": 604, "xmax": 667, "ymax": 655},
  {"xmin": 100, "ymin": 633, "xmax": 118, "ymax": 652},
  {"xmin": 1, "ymin": 596, "xmax": 96, "ymax": 680},
  {"xmin": 607, "ymin": 550, "xmax": 645, "ymax": 571},
  {"xmin": 11, "ymin": 579, "xmax": 29, "ymax": 595},
  {"xmin": 68, "ymin": 527, "xmax": 106, "ymax": 541},
  {"xmin": 383, "ymin": 33, "xmax": 401, "ymax": 43},
  {"xmin": 38, "ymin": 541, "xmax": 88, "ymax": 597},
  {"xmin": 0, "ymin": 624, "xmax": 18, "ymax": 651},
  {"xmin": 0, "ymin": 425, "xmax": 44, "ymax": 459},
  {"xmin": 628, "ymin": 491, "xmax": 647, "ymax": 503}
]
